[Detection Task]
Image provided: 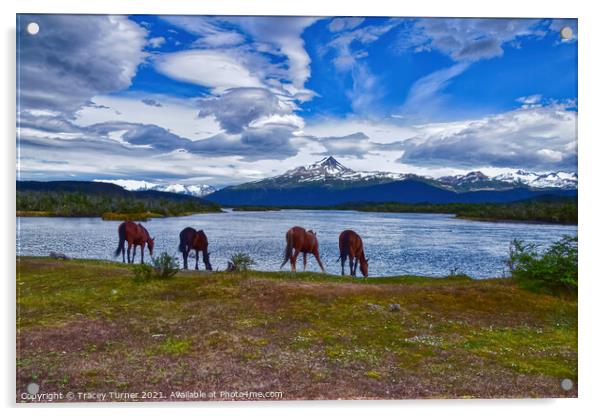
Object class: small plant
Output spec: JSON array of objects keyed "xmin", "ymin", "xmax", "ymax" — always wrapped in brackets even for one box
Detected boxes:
[
  {"xmin": 227, "ymin": 252, "xmax": 256, "ymax": 272},
  {"xmin": 131, "ymin": 252, "xmax": 179, "ymax": 282},
  {"xmin": 151, "ymin": 252, "xmax": 180, "ymax": 279},
  {"xmin": 445, "ymin": 266, "xmax": 471, "ymax": 280},
  {"xmin": 507, "ymin": 235, "xmax": 577, "ymax": 296}
]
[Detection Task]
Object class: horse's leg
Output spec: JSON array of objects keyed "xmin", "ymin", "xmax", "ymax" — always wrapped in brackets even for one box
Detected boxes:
[
  {"xmin": 132, "ymin": 245, "xmax": 137, "ymax": 264},
  {"xmin": 314, "ymin": 251, "xmax": 325, "ymax": 273},
  {"xmin": 291, "ymin": 249, "xmax": 299, "ymax": 272},
  {"xmin": 183, "ymin": 248, "xmax": 188, "ymax": 269},
  {"xmin": 195, "ymin": 250, "xmax": 199, "ymax": 270},
  {"xmin": 140, "ymin": 242, "xmax": 145, "ymax": 264},
  {"xmin": 127, "ymin": 242, "xmax": 132, "ymax": 264},
  {"xmin": 341, "ymin": 255, "xmax": 345, "ymax": 276},
  {"xmin": 349, "ymin": 254, "xmax": 354, "ymax": 276},
  {"xmin": 303, "ymin": 253, "xmax": 307, "ymax": 271},
  {"xmin": 353, "ymin": 258, "xmax": 359, "ymax": 276}
]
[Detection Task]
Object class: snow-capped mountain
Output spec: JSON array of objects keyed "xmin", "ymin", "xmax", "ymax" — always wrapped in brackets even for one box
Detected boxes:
[
  {"xmin": 439, "ymin": 170, "xmax": 577, "ymax": 190},
  {"xmin": 268, "ymin": 156, "xmax": 409, "ymax": 184},
  {"xmin": 261, "ymin": 156, "xmax": 576, "ymax": 190},
  {"xmin": 93, "ymin": 179, "xmax": 217, "ymax": 197},
  {"xmin": 206, "ymin": 156, "xmax": 577, "ymax": 206},
  {"xmin": 493, "ymin": 170, "xmax": 577, "ymax": 189}
]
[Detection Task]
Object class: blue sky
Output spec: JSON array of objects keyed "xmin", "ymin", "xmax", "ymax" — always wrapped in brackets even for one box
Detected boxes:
[{"xmin": 17, "ymin": 15, "xmax": 577, "ymax": 186}]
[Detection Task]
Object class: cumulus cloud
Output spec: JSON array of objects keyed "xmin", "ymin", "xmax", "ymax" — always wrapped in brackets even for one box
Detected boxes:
[
  {"xmin": 17, "ymin": 15, "xmax": 148, "ymax": 113},
  {"xmin": 400, "ymin": 18, "xmax": 544, "ymax": 62},
  {"xmin": 196, "ymin": 88, "xmax": 296, "ymax": 134},
  {"xmin": 187, "ymin": 124, "xmax": 299, "ymax": 161},
  {"xmin": 398, "ymin": 104, "xmax": 577, "ymax": 171}
]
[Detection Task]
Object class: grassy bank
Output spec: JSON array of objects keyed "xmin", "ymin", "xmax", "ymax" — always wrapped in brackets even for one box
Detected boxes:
[{"xmin": 16, "ymin": 257, "xmax": 577, "ymax": 401}]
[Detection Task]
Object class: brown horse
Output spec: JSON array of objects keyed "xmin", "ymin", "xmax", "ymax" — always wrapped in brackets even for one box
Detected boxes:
[
  {"xmin": 179, "ymin": 227, "xmax": 212, "ymax": 271},
  {"xmin": 114, "ymin": 221, "xmax": 154, "ymax": 264},
  {"xmin": 280, "ymin": 226, "xmax": 325, "ymax": 273},
  {"xmin": 338, "ymin": 230, "xmax": 368, "ymax": 277}
]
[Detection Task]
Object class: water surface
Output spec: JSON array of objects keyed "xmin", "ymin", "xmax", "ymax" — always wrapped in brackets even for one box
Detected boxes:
[{"xmin": 17, "ymin": 210, "xmax": 576, "ymax": 278}]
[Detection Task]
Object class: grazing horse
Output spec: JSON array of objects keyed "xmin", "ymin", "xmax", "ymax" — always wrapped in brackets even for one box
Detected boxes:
[
  {"xmin": 280, "ymin": 226, "xmax": 325, "ymax": 273},
  {"xmin": 178, "ymin": 227, "xmax": 212, "ymax": 271},
  {"xmin": 338, "ymin": 230, "xmax": 368, "ymax": 277},
  {"xmin": 114, "ymin": 221, "xmax": 154, "ymax": 264}
]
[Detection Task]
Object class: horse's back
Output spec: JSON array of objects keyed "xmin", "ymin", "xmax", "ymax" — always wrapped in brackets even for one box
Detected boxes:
[
  {"xmin": 339, "ymin": 229, "xmax": 362, "ymax": 253},
  {"xmin": 192, "ymin": 230, "xmax": 209, "ymax": 250}
]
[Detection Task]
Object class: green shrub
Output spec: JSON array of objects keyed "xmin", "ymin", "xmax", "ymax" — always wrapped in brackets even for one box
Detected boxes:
[
  {"xmin": 131, "ymin": 252, "xmax": 179, "ymax": 282},
  {"xmin": 227, "ymin": 252, "xmax": 256, "ymax": 272},
  {"xmin": 507, "ymin": 235, "xmax": 577, "ymax": 296},
  {"xmin": 151, "ymin": 252, "xmax": 180, "ymax": 279}
]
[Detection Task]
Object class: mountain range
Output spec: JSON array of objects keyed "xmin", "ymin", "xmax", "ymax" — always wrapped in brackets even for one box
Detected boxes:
[
  {"xmin": 92, "ymin": 179, "xmax": 217, "ymax": 198},
  {"xmin": 204, "ymin": 157, "xmax": 577, "ymax": 206}
]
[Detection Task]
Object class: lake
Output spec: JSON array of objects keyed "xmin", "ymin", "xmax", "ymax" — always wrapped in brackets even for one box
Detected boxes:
[{"xmin": 16, "ymin": 210, "xmax": 577, "ymax": 279}]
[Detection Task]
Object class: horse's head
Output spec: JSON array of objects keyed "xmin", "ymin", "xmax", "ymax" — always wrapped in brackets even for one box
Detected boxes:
[
  {"xmin": 360, "ymin": 258, "xmax": 369, "ymax": 277},
  {"xmin": 148, "ymin": 237, "xmax": 155, "ymax": 256}
]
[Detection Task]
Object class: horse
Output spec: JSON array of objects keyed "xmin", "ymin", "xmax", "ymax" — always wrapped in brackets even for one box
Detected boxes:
[
  {"xmin": 178, "ymin": 227, "xmax": 212, "ymax": 271},
  {"xmin": 114, "ymin": 221, "xmax": 154, "ymax": 264},
  {"xmin": 280, "ymin": 226, "xmax": 325, "ymax": 273},
  {"xmin": 338, "ymin": 230, "xmax": 368, "ymax": 277}
]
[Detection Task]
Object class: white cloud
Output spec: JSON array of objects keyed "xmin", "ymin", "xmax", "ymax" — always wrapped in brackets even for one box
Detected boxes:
[
  {"xmin": 147, "ymin": 36, "xmax": 165, "ymax": 48},
  {"xmin": 162, "ymin": 16, "xmax": 245, "ymax": 47},
  {"xmin": 328, "ymin": 17, "xmax": 365, "ymax": 33},
  {"xmin": 399, "ymin": 104, "xmax": 577, "ymax": 170},
  {"xmin": 18, "ymin": 15, "xmax": 148, "ymax": 112},
  {"xmin": 155, "ymin": 50, "xmax": 264, "ymax": 92},
  {"xmin": 224, "ymin": 16, "xmax": 319, "ymax": 88},
  {"xmin": 74, "ymin": 94, "xmax": 221, "ymax": 140}
]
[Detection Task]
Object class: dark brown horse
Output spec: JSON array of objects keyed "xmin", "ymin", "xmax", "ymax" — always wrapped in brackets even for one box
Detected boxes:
[
  {"xmin": 280, "ymin": 226, "xmax": 325, "ymax": 273},
  {"xmin": 179, "ymin": 227, "xmax": 212, "ymax": 271},
  {"xmin": 338, "ymin": 230, "xmax": 368, "ymax": 277},
  {"xmin": 114, "ymin": 221, "xmax": 154, "ymax": 264}
]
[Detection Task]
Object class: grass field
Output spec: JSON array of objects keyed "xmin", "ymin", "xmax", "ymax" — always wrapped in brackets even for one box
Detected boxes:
[{"xmin": 16, "ymin": 257, "xmax": 577, "ymax": 401}]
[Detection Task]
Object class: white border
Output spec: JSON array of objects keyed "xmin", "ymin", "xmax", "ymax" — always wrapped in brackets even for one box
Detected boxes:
[{"xmin": 3, "ymin": 1, "xmax": 601, "ymax": 415}]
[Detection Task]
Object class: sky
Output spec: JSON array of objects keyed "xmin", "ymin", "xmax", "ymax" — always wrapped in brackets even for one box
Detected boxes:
[{"xmin": 16, "ymin": 15, "xmax": 577, "ymax": 187}]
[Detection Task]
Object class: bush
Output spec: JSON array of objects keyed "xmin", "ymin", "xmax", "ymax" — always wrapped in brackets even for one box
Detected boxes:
[
  {"xmin": 131, "ymin": 252, "xmax": 179, "ymax": 282},
  {"xmin": 151, "ymin": 252, "xmax": 180, "ymax": 279},
  {"xmin": 227, "ymin": 252, "xmax": 256, "ymax": 272},
  {"xmin": 507, "ymin": 235, "xmax": 577, "ymax": 295}
]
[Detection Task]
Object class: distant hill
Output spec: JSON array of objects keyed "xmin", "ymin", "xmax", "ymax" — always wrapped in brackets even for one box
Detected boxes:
[
  {"xmin": 205, "ymin": 157, "xmax": 577, "ymax": 207},
  {"xmin": 16, "ymin": 180, "xmax": 221, "ymax": 218},
  {"xmin": 17, "ymin": 180, "xmax": 214, "ymax": 203}
]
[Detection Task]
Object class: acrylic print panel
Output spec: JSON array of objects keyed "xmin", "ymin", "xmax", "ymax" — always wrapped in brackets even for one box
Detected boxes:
[{"xmin": 16, "ymin": 14, "xmax": 577, "ymax": 402}]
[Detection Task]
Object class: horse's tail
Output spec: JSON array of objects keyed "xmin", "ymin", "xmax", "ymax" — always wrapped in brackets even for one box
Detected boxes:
[
  {"xmin": 280, "ymin": 232, "xmax": 293, "ymax": 269},
  {"xmin": 114, "ymin": 222, "xmax": 126, "ymax": 257},
  {"xmin": 178, "ymin": 235, "xmax": 187, "ymax": 253},
  {"xmin": 339, "ymin": 231, "xmax": 351, "ymax": 262}
]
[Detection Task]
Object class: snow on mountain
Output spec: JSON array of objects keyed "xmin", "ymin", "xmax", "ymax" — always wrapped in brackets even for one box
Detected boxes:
[
  {"xmin": 93, "ymin": 179, "xmax": 217, "ymax": 197},
  {"xmin": 275, "ymin": 156, "xmax": 408, "ymax": 183},
  {"xmin": 266, "ymin": 157, "xmax": 577, "ymax": 190},
  {"xmin": 493, "ymin": 170, "xmax": 577, "ymax": 189}
]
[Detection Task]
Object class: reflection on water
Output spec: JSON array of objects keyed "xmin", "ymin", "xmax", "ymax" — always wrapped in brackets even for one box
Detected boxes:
[{"xmin": 17, "ymin": 210, "xmax": 577, "ymax": 279}]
